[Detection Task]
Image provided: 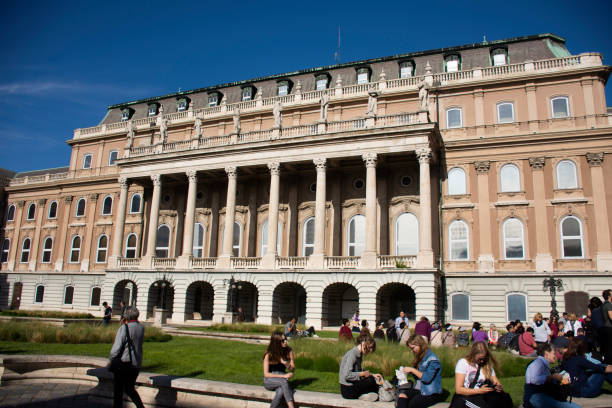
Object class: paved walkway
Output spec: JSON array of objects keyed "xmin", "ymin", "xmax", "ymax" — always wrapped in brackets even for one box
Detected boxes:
[{"xmin": 0, "ymin": 382, "xmax": 106, "ymax": 408}]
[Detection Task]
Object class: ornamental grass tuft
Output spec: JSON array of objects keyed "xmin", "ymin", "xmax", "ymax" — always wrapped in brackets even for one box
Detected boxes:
[{"xmin": 0, "ymin": 310, "xmax": 94, "ymax": 319}]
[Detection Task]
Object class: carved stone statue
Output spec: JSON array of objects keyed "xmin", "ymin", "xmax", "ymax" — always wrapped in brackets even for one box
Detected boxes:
[
  {"xmin": 367, "ymin": 91, "xmax": 378, "ymax": 116},
  {"xmin": 273, "ymin": 101, "xmax": 282, "ymax": 128},
  {"xmin": 194, "ymin": 116, "xmax": 202, "ymax": 139},
  {"xmin": 160, "ymin": 117, "xmax": 168, "ymax": 143},
  {"xmin": 418, "ymin": 80, "xmax": 429, "ymax": 111},
  {"xmin": 126, "ymin": 120, "xmax": 134, "ymax": 147},
  {"xmin": 233, "ymin": 108, "xmax": 241, "ymax": 134},
  {"xmin": 320, "ymin": 93, "xmax": 329, "ymax": 122},
  {"xmin": 159, "ymin": 104, "xmax": 164, "ymax": 116}
]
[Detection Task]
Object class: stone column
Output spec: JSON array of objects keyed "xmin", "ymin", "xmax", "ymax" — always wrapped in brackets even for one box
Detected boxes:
[
  {"xmin": 581, "ymin": 80, "xmax": 596, "ymax": 127},
  {"xmin": 54, "ymin": 196, "xmax": 72, "ymax": 272},
  {"xmin": 529, "ymin": 158, "xmax": 553, "ymax": 272},
  {"xmin": 287, "ymin": 179, "xmax": 298, "ymax": 256},
  {"xmin": 525, "ymin": 83, "xmax": 538, "ymax": 133},
  {"xmin": 110, "ymin": 177, "xmax": 129, "ymax": 267},
  {"xmin": 28, "ymin": 198, "xmax": 47, "ymax": 271},
  {"xmin": 262, "ymin": 162, "xmax": 280, "ymax": 268},
  {"xmin": 587, "ymin": 153, "xmax": 612, "ymax": 271},
  {"xmin": 7, "ymin": 201, "xmax": 25, "ymax": 271},
  {"xmin": 218, "ymin": 166, "xmax": 237, "ymax": 268},
  {"xmin": 208, "ymin": 188, "xmax": 220, "ymax": 257},
  {"xmin": 416, "ymin": 147, "xmax": 434, "ymax": 268},
  {"xmin": 247, "ymin": 183, "xmax": 258, "ymax": 257},
  {"xmin": 144, "ymin": 174, "xmax": 162, "ymax": 267},
  {"xmin": 178, "ymin": 171, "xmax": 198, "ymax": 269},
  {"xmin": 309, "ymin": 158, "xmax": 326, "ymax": 269},
  {"xmin": 474, "ymin": 161, "xmax": 494, "ymax": 273},
  {"xmin": 80, "ymin": 193, "xmax": 98, "ymax": 272},
  {"xmin": 361, "ymin": 153, "xmax": 378, "ymax": 268}
]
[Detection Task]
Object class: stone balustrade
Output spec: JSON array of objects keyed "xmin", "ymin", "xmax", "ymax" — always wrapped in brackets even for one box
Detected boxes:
[
  {"xmin": 231, "ymin": 257, "xmax": 261, "ymax": 269},
  {"xmin": 324, "ymin": 256, "xmax": 360, "ymax": 269},
  {"xmin": 276, "ymin": 256, "xmax": 308, "ymax": 269},
  {"xmin": 118, "ymin": 257, "xmax": 140, "ymax": 268},
  {"xmin": 191, "ymin": 257, "xmax": 217, "ymax": 269},
  {"xmin": 153, "ymin": 257, "xmax": 176, "ymax": 269},
  {"xmin": 378, "ymin": 255, "xmax": 417, "ymax": 268}
]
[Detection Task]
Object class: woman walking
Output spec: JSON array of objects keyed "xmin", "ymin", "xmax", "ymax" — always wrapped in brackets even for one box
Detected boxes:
[{"xmin": 263, "ymin": 331, "xmax": 296, "ymax": 408}]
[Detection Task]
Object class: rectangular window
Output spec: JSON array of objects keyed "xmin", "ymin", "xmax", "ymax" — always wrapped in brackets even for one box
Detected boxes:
[
  {"xmin": 83, "ymin": 154, "xmax": 92, "ymax": 169},
  {"xmin": 35, "ymin": 286, "xmax": 45, "ymax": 303},
  {"xmin": 121, "ymin": 110, "xmax": 130, "ymax": 121},
  {"xmin": 108, "ymin": 151, "xmax": 118, "ymax": 166},
  {"xmin": 316, "ymin": 78, "xmax": 327, "ymax": 90},
  {"xmin": 242, "ymin": 88, "xmax": 252, "ymax": 101},
  {"xmin": 148, "ymin": 105, "xmax": 157, "ymax": 116},
  {"xmin": 357, "ymin": 72, "xmax": 368, "ymax": 84},
  {"xmin": 493, "ymin": 53, "xmax": 506, "ymax": 66},
  {"xmin": 451, "ymin": 294, "xmax": 470, "ymax": 321},
  {"xmin": 400, "ymin": 63, "xmax": 413, "ymax": 78},
  {"xmin": 446, "ymin": 108, "xmax": 462, "ymax": 128},
  {"xmin": 551, "ymin": 97, "xmax": 569, "ymax": 118},
  {"xmin": 497, "ymin": 103, "xmax": 514, "ymax": 123},
  {"xmin": 177, "ymin": 100, "xmax": 187, "ymax": 112},
  {"xmin": 278, "ymin": 84, "xmax": 288, "ymax": 96},
  {"xmin": 446, "ymin": 59, "xmax": 459, "ymax": 72},
  {"xmin": 208, "ymin": 94, "xmax": 218, "ymax": 107}
]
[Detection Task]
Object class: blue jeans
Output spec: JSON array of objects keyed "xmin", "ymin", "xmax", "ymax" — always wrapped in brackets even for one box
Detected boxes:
[
  {"xmin": 529, "ymin": 393, "xmax": 580, "ymax": 408},
  {"xmin": 578, "ymin": 373, "xmax": 605, "ymax": 397}
]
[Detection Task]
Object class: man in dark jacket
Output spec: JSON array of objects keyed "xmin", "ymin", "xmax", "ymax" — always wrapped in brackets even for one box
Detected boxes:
[{"xmin": 386, "ymin": 319, "xmax": 399, "ymax": 343}]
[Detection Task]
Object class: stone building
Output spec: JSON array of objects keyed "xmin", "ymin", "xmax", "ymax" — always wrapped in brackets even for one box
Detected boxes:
[{"xmin": 1, "ymin": 33, "xmax": 611, "ymax": 328}]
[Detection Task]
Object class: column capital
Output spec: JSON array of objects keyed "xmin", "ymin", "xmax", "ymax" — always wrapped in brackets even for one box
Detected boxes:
[
  {"xmin": 586, "ymin": 152, "xmax": 604, "ymax": 167},
  {"xmin": 313, "ymin": 158, "xmax": 326, "ymax": 171},
  {"xmin": 16, "ymin": 200, "xmax": 25, "ymax": 208},
  {"xmin": 151, "ymin": 174, "xmax": 162, "ymax": 186},
  {"xmin": 362, "ymin": 153, "xmax": 378, "ymax": 168},
  {"xmin": 225, "ymin": 166, "xmax": 237, "ymax": 178},
  {"xmin": 37, "ymin": 198, "xmax": 47, "ymax": 206},
  {"xmin": 528, "ymin": 157, "xmax": 546, "ymax": 169},
  {"xmin": 89, "ymin": 193, "xmax": 99, "ymax": 202},
  {"xmin": 474, "ymin": 161, "xmax": 491, "ymax": 174},
  {"xmin": 118, "ymin": 176, "xmax": 129, "ymax": 189},
  {"xmin": 415, "ymin": 147, "xmax": 432, "ymax": 164},
  {"xmin": 186, "ymin": 170, "xmax": 198, "ymax": 183},
  {"xmin": 267, "ymin": 162, "xmax": 280, "ymax": 175},
  {"xmin": 63, "ymin": 196, "xmax": 73, "ymax": 204}
]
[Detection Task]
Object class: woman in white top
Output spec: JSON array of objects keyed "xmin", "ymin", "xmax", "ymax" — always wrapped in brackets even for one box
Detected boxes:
[
  {"xmin": 530, "ymin": 313, "xmax": 551, "ymax": 344},
  {"xmin": 563, "ymin": 313, "xmax": 583, "ymax": 334}
]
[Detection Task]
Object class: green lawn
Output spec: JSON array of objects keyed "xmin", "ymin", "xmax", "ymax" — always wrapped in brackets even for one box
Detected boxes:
[{"xmin": 178, "ymin": 323, "xmax": 340, "ymax": 339}]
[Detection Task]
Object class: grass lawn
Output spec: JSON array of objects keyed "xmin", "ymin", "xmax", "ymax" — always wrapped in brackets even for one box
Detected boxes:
[{"xmin": 179, "ymin": 323, "xmax": 340, "ymax": 339}]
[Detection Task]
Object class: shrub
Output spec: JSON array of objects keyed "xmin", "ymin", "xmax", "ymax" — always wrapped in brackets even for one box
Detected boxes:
[
  {"xmin": 313, "ymin": 355, "xmax": 339, "ymax": 373},
  {"xmin": 0, "ymin": 310, "xmax": 94, "ymax": 319}
]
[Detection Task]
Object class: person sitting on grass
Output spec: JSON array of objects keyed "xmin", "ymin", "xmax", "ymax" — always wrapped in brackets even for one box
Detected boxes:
[
  {"xmin": 531, "ymin": 313, "xmax": 552, "ymax": 345},
  {"xmin": 450, "ymin": 341, "xmax": 513, "ymax": 408},
  {"xmin": 442, "ymin": 323, "xmax": 456, "ymax": 347},
  {"xmin": 429, "ymin": 322, "xmax": 443, "ymax": 347},
  {"xmin": 414, "ymin": 316, "xmax": 432, "ymax": 343},
  {"xmin": 373, "ymin": 320, "xmax": 386, "ymax": 340},
  {"xmin": 360, "ymin": 319, "xmax": 370, "ymax": 336},
  {"xmin": 263, "ymin": 331, "xmax": 295, "ymax": 408},
  {"xmin": 339, "ymin": 333, "xmax": 382, "ymax": 401},
  {"xmin": 561, "ymin": 337, "xmax": 612, "ymax": 398},
  {"xmin": 472, "ymin": 322, "xmax": 488, "ymax": 344},
  {"xmin": 284, "ymin": 317, "xmax": 297, "ymax": 338},
  {"xmin": 524, "ymin": 343, "xmax": 579, "ymax": 408},
  {"xmin": 339, "ymin": 318, "xmax": 353, "ymax": 342},
  {"xmin": 519, "ymin": 326, "xmax": 538, "ymax": 357},
  {"xmin": 456, "ymin": 327, "xmax": 469, "ymax": 347},
  {"xmin": 399, "ymin": 321, "xmax": 411, "ymax": 345},
  {"xmin": 487, "ymin": 324, "xmax": 499, "ymax": 350},
  {"xmin": 397, "ymin": 333, "xmax": 443, "ymax": 408},
  {"xmin": 387, "ymin": 319, "xmax": 399, "ymax": 343}
]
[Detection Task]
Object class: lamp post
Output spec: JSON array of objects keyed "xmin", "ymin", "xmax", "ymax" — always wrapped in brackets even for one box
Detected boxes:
[
  {"xmin": 224, "ymin": 276, "xmax": 242, "ymax": 313},
  {"xmin": 155, "ymin": 274, "xmax": 168, "ymax": 310},
  {"xmin": 542, "ymin": 276, "xmax": 564, "ymax": 319}
]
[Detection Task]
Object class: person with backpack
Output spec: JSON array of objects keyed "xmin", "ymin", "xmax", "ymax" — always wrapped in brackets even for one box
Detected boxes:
[
  {"xmin": 442, "ymin": 324, "xmax": 456, "ymax": 347},
  {"xmin": 497, "ymin": 322, "xmax": 516, "ymax": 350},
  {"xmin": 519, "ymin": 327, "xmax": 538, "ymax": 357}
]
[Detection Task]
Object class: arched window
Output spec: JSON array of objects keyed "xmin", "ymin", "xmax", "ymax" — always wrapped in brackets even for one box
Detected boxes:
[
  {"xmin": 232, "ymin": 222, "xmax": 241, "ymax": 257},
  {"xmin": 261, "ymin": 219, "xmax": 282, "ymax": 255},
  {"xmin": 302, "ymin": 217, "xmax": 315, "ymax": 256},
  {"xmin": 500, "ymin": 164, "xmax": 521, "ymax": 192},
  {"xmin": 70, "ymin": 235, "xmax": 81, "ymax": 263},
  {"xmin": 125, "ymin": 234, "xmax": 138, "ymax": 258},
  {"xmin": 503, "ymin": 218, "xmax": 525, "ymax": 259},
  {"xmin": 26, "ymin": 203, "xmax": 36, "ymax": 220},
  {"xmin": 507, "ymin": 293, "xmax": 527, "ymax": 322},
  {"xmin": 556, "ymin": 160, "xmax": 578, "ymax": 189},
  {"xmin": 35, "ymin": 285, "xmax": 45, "ymax": 303},
  {"xmin": 156, "ymin": 225, "xmax": 170, "ymax": 258},
  {"xmin": 108, "ymin": 150, "xmax": 119, "ymax": 166},
  {"xmin": 396, "ymin": 213, "xmax": 418, "ymax": 256},
  {"xmin": 48, "ymin": 201, "xmax": 58, "ymax": 219},
  {"xmin": 561, "ymin": 216, "xmax": 583, "ymax": 258},
  {"xmin": 1, "ymin": 239, "xmax": 9, "ymax": 263},
  {"xmin": 497, "ymin": 102, "xmax": 515, "ymax": 123},
  {"xmin": 449, "ymin": 220, "xmax": 469, "ymax": 260},
  {"xmin": 64, "ymin": 286, "xmax": 74, "ymax": 305},
  {"xmin": 193, "ymin": 223, "xmax": 205, "ymax": 258},
  {"xmin": 41, "ymin": 237, "xmax": 53, "ymax": 263},
  {"xmin": 90, "ymin": 287, "xmax": 101, "ymax": 306},
  {"xmin": 76, "ymin": 198, "xmax": 86, "ymax": 217},
  {"xmin": 96, "ymin": 235, "xmax": 108, "ymax": 263},
  {"xmin": 446, "ymin": 107, "xmax": 462, "ymax": 128},
  {"xmin": 6, "ymin": 204, "xmax": 15, "ymax": 221},
  {"xmin": 20, "ymin": 238, "xmax": 31, "ymax": 263},
  {"xmin": 101, "ymin": 196, "xmax": 112, "ymax": 215},
  {"xmin": 348, "ymin": 215, "xmax": 366, "ymax": 256},
  {"xmin": 130, "ymin": 193, "xmax": 141, "ymax": 213},
  {"xmin": 451, "ymin": 293, "xmax": 470, "ymax": 321},
  {"xmin": 448, "ymin": 167, "xmax": 466, "ymax": 195},
  {"xmin": 551, "ymin": 96, "xmax": 569, "ymax": 118}
]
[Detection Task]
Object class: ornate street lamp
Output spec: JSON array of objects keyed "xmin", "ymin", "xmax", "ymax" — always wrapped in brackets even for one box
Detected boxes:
[
  {"xmin": 542, "ymin": 276, "xmax": 564, "ymax": 319},
  {"xmin": 155, "ymin": 274, "xmax": 169, "ymax": 310},
  {"xmin": 224, "ymin": 276, "xmax": 242, "ymax": 313}
]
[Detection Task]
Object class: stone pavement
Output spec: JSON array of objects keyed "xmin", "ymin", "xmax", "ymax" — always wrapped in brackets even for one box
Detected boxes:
[{"xmin": 0, "ymin": 382, "xmax": 106, "ymax": 408}]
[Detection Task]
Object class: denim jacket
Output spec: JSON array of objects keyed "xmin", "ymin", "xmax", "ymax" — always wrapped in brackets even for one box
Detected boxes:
[{"xmin": 415, "ymin": 349, "xmax": 442, "ymax": 395}]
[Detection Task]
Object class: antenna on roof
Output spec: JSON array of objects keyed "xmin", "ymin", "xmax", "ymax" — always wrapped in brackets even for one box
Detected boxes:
[
  {"xmin": 178, "ymin": 87, "xmax": 182, "ymax": 93},
  {"xmin": 482, "ymin": 35, "xmax": 487, "ymax": 44},
  {"xmin": 334, "ymin": 25, "xmax": 341, "ymax": 64}
]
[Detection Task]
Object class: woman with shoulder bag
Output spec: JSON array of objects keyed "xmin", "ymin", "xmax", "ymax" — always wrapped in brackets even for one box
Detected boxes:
[
  {"xmin": 397, "ymin": 334, "xmax": 443, "ymax": 408},
  {"xmin": 450, "ymin": 341, "xmax": 513, "ymax": 408},
  {"xmin": 108, "ymin": 306, "xmax": 145, "ymax": 408}
]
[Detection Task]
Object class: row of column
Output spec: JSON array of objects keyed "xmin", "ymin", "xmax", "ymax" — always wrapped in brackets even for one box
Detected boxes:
[{"xmin": 110, "ymin": 146, "xmax": 434, "ymax": 267}]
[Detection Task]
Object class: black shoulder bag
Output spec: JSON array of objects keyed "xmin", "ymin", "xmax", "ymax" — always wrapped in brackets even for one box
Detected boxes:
[{"xmin": 109, "ymin": 323, "xmax": 135, "ymax": 373}]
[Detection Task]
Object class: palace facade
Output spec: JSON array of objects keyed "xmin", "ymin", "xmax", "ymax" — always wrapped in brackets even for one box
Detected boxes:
[{"xmin": 1, "ymin": 33, "xmax": 611, "ymax": 328}]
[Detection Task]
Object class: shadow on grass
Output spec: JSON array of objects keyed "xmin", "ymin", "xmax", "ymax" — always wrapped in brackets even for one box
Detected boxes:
[{"xmin": 291, "ymin": 377, "xmax": 318, "ymax": 388}]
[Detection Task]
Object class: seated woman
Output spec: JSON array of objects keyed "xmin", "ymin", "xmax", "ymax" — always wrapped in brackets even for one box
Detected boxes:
[
  {"xmin": 450, "ymin": 341, "xmax": 513, "ymax": 408},
  {"xmin": 429, "ymin": 323, "xmax": 443, "ymax": 347},
  {"xmin": 339, "ymin": 333, "xmax": 382, "ymax": 401},
  {"xmin": 519, "ymin": 327, "xmax": 538, "ymax": 357},
  {"xmin": 442, "ymin": 324, "xmax": 456, "ymax": 347},
  {"xmin": 338, "ymin": 318, "xmax": 353, "ymax": 342},
  {"xmin": 561, "ymin": 337, "xmax": 612, "ymax": 398},
  {"xmin": 263, "ymin": 331, "xmax": 295, "ymax": 408},
  {"xmin": 398, "ymin": 334, "xmax": 443, "ymax": 408},
  {"xmin": 524, "ymin": 343, "xmax": 579, "ymax": 408}
]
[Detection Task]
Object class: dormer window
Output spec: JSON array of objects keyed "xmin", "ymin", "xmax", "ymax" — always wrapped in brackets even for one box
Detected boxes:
[
  {"xmin": 491, "ymin": 48, "xmax": 508, "ymax": 66},
  {"xmin": 208, "ymin": 92, "xmax": 221, "ymax": 107},
  {"xmin": 445, "ymin": 54, "xmax": 461, "ymax": 72},
  {"xmin": 399, "ymin": 61, "xmax": 415, "ymax": 78},
  {"xmin": 356, "ymin": 67, "xmax": 371, "ymax": 84},
  {"xmin": 315, "ymin": 73, "xmax": 330, "ymax": 90},
  {"xmin": 241, "ymin": 86, "xmax": 254, "ymax": 101},
  {"xmin": 120, "ymin": 108, "xmax": 133, "ymax": 121},
  {"xmin": 147, "ymin": 103, "xmax": 158, "ymax": 116},
  {"xmin": 177, "ymin": 98, "xmax": 189, "ymax": 112},
  {"xmin": 277, "ymin": 80, "xmax": 292, "ymax": 96}
]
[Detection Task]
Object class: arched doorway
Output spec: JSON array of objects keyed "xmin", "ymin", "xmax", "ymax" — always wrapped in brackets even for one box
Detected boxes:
[
  {"xmin": 322, "ymin": 283, "xmax": 358, "ymax": 327},
  {"xmin": 272, "ymin": 282, "xmax": 306, "ymax": 324},
  {"xmin": 147, "ymin": 280, "xmax": 175, "ymax": 319},
  {"xmin": 113, "ymin": 280, "xmax": 138, "ymax": 312},
  {"xmin": 376, "ymin": 283, "xmax": 416, "ymax": 322},
  {"xmin": 185, "ymin": 281, "xmax": 214, "ymax": 320},
  {"xmin": 226, "ymin": 281, "xmax": 258, "ymax": 322}
]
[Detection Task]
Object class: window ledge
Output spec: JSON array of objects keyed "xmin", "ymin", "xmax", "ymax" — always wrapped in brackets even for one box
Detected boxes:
[
  {"xmin": 494, "ymin": 200, "xmax": 529, "ymax": 207},
  {"xmin": 551, "ymin": 197, "xmax": 588, "ymax": 205},
  {"xmin": 95, "ymin": 221, "xmax": 113, "ymax": 226},
  {"xmin": 69, "ymin": 222, "xmax": 87, "ymax": 227},
  {"xmin": 442, "ymin": 203, "xmax": 475, "ymax": 209}
]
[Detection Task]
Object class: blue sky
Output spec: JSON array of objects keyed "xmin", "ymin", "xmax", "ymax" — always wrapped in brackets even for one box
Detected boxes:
[{"xmin": 1, "ymin": 1, "xmax": 611, "ymax": 173}]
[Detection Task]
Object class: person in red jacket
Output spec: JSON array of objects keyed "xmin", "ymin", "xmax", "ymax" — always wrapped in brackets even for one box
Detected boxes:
[{"xmin": 339, "ymin": 318, "xmax": 353, "ymax": 342}]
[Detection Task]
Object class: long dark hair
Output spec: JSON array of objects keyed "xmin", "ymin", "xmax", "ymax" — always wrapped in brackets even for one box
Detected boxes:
[
  {"xmin": 563, "ymin": 337, "xmax": 586, "ymax": 360},
  {"xmin": 264, "ymin": 331, "xmax": 291, "ymax": 363}
]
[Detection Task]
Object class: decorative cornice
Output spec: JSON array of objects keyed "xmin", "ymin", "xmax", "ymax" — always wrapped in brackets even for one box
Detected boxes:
[
  {"xmin": 586, "ymin": 152, "xmax": 604, "ymax": 167},
  {"xmin": 362, "ymin": 153, "xmax": 378, "ymax": 168},
  {"xmin": 313, "ymin": 158, "xmax": 326, "ymax": 171},
  {"xmin": 474, "ymin": 161, "xmax": 491, "ymax": 174},
  {"xmin": 528, "ymin": 157, "xmax": 546, "ymax": 169},
  {"xmin": 267, "ymin": 162, "xmax": 280, "ymax": 176}
]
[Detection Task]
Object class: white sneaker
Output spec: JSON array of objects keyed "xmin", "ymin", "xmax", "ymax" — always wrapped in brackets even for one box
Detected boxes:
[{"xmin": 358, "ymin": 392, "xmax": 379, "ymax": 402}]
